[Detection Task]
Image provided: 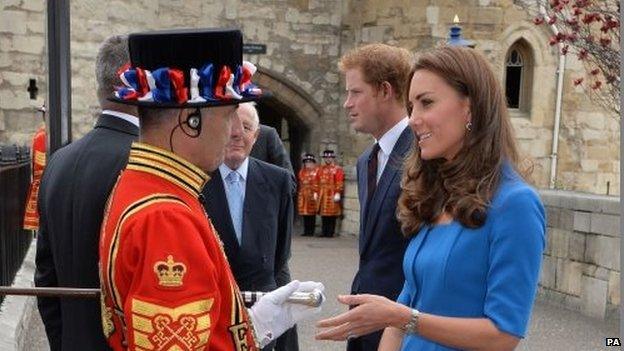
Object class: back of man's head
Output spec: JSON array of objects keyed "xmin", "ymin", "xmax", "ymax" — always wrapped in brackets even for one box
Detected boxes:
[
  {"xmin": 339, "ymin": 43, "xmax": 413, "ymax": 105},
  {"xmin": 95, "ymin": 35, "xmax": 133, "ymax": 112},
  {"xmin": 137, "ymin": 106, "xmax": 176, "ymax": 134}
]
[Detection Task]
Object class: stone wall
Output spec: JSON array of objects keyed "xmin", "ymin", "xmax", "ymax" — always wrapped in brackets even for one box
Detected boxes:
[
  {"xmin": 0, "ymin": 0, "xmax": 47, "ymax": 143},
  {"xmin": 0, "ymin": 0, "xmax": 343, "ymax": 151},
  {"xmin": 69, "ymin": 0, "xmax": 343, "ymax": 145},
  {"xmin": 555, "ymin": 55, "xmax": 620, "ymax": 196},
  {"xmin": 339, "ymin": 171, "xmax": 359, "ymax": 236},
  {"xmin": 343, "ymin": 186, "xmax": 622, "ymax": 319},
  {"xmin": 539, "ymin": 189, "xmax": 620, "ymax": 319},
  {"xmin": 338, "ymin": 0, "xmax": 620, "ymax": 195},
  {"xmin": 0, "ymin": 0, "xmax": 619, "ymax": 196},
  {"xmin": 0, "ymin": 240, "xmax": 40, "ymax": 351}
]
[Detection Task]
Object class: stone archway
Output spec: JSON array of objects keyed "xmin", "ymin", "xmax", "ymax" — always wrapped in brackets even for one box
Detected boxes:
[
  {"xmin": 499, "ymin": 21, "xmax": 557, "ymax": 126},
  {"xmin": 253, "ymin": 67, "xmax": 323, "ymax": 175},
  {"xmin": 499, "ymin": 21, "xmax": 559, "ymax": 188}
]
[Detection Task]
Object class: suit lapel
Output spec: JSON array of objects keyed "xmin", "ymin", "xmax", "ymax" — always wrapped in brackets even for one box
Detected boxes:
[
  {"xmin": 360, "ymin": 127, "xmax": 413, "ymax": 256},
  {"xmin": 242, "ymin": 159, "xmax": 267, "ymax": 249},
  {"xmin": 360, "ymin": 165, "xmax": 399, "ymax": 255},
  {"xmin": 204, "ymin": 171, "xmax": 241, "ymax": 254},
  {"xmin": 358, "ymin": 148, "xmax": 372, "ymax": 221}
]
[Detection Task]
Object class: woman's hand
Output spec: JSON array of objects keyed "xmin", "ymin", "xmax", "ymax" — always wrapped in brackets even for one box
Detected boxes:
[{"xmin": 315, "ymin": 294, "xmax": 411, "ymax": 341}]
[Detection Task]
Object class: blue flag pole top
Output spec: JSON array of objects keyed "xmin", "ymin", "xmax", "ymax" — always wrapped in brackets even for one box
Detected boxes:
[{"xmin": 447, "ymin": 15, "xmax": 476, "ymax": 48}]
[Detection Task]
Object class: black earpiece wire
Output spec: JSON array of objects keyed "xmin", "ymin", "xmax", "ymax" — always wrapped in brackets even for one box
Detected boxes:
[{"xmin": 169, "ymin": 108, "xmax": 202, "ymax": 153}]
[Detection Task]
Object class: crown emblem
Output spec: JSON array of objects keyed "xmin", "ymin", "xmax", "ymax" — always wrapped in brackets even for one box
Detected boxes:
[{"xmin": 153, "ymin": 255, "xmax": 187, "ymax": 287}]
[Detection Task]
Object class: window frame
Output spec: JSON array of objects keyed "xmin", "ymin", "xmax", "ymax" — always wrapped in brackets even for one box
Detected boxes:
[{"xmin": 504, "ymin": 39, "xmax": 534, "ymax": 117}]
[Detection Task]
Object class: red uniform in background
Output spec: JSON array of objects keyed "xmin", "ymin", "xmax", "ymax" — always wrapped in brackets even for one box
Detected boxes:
[
  {"xmin": 317, "ymin": 163, "xmax": 344, "ymax": 217},
  {"xmin": 99, "ymin": 143, "xmax": 258, "ymax": 351},
  {"xmin": 23, "ymin": 125, "xmax": 46, "ymax": 231},
  {"xmin": 297, "ymin": 165, "xmax": 319, "ymax": 216},
  {"xmin": 317, "ymin": 150, "xmax": 344, "ymax": 237},
  {"xmin": 297, "ymin": 153, "xmax": 319, "ymax": 236}
]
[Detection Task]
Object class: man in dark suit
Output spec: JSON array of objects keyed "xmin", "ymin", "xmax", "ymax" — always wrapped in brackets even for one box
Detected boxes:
[
  {"xmin": 34, "ymin": 35, "xmax": 139, "ymax": 351},
  {"xmin": 202, "ymin": 102, "xmax": 297, "ymax": 351},
  {"xmin": 339, "ymin": 43, "xmax": 414, "ymax": 351},
  {"xmin": 250, "ymin": 123, "xmax": 294, "ymax": 174}
]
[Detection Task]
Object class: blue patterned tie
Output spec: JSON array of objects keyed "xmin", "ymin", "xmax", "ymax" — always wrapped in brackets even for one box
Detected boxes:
[{"xmin": 225, "ymin": 171, "xmax": 244, "ymax": 244}]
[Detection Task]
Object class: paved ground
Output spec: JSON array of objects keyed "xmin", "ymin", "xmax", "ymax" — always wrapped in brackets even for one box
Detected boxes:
[
  {"xmin": 28, "ymin": 233, "xmax": 619, "ymax": 351},
  {"xmin": 290, "ymin": 234, "xmax": 619, "ymax": 351},
  {"xmin": 28, "ymin": 312, "xmax": 49, "ymax": 351}
]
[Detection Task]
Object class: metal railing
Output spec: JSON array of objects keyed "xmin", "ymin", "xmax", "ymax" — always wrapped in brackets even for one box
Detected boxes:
[{"xmin": 0, "ymin": 144, "xmax": 33, "ymax": 305}]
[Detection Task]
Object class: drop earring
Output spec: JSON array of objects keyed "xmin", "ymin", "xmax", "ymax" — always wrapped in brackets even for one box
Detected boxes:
[{"xmin": 465, "ymin": 121, "xmax": 472, "ymax": 132}]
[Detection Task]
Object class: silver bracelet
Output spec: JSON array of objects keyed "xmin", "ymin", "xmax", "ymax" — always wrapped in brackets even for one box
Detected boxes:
[{"xmin": 401, "ymin": 308, "xmax": 420, "ymax": 334}]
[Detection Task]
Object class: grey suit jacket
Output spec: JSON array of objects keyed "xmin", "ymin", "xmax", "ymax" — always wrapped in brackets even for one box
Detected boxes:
[
  {"xmin": 202, "ymin": 157, "xmax": 295, "ymax": 291},
  {"xmin": 35, "ymin": 114, "xmax": 138, "ymax": 351},
  {"xmin": 250, "ymin": 124, "xmax": 294, "ymax": 174}
]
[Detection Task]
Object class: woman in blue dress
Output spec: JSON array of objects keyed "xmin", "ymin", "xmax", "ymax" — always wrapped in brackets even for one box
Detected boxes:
[{"xmin": 316, "ymin": 46, "xmax": 546, "ymax": 350}]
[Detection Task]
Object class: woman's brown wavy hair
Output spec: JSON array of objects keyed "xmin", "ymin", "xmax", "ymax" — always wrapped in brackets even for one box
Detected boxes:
[{"xmin": 397, "ymin": 46, "xmax": 525, "ymax": 237}]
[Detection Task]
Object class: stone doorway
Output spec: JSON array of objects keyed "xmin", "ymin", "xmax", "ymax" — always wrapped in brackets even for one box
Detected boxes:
[
  {"xmin": 253, "ymin": 68, "xmax": 323, "ymax": 176},
  {"xmin": 256, "ymin": 98, "xmax": 307, "ymax": 175}
]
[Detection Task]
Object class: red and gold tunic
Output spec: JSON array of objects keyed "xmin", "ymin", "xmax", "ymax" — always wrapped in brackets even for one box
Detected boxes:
[
  {"xmin": 23, "ymin": 125, "xmax": 46, "ymax": 230},
  {"xmin": 317, "ymin": 163, "xmax": 344, "ymax": 217},
  {"xmin": 99, "ymin": 142, "xmax": 257, "ymax": 351},
  {"xmin": 297, "ymin": 166, "xmax": 319, "ymax": 216}
]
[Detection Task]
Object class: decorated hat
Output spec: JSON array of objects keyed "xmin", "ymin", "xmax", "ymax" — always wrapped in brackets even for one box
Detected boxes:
[
  {"xmin": 302, "ymin": 153, "xmax": 316, "ymax": 163},
  {"xmin": 111, "ymin": 28, "xmax": 263, "ymax": 108},
  {"xmin": 322, "ymin": 149, "xmax": 335, "ymax": 158}
]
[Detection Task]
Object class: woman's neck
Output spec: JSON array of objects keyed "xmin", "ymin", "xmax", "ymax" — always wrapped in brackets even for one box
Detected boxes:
[{"xmin": 434, "ymin": 212, "xmax": 453, "ymax": 225}]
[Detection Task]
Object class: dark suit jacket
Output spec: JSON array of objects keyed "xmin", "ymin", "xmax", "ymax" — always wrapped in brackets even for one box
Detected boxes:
[
  {"xmin": 250, "ymin": 124, "xmax": 294, "ymax": 174},
  {"xmin": 348, "ymin": 126, "xmax": 413, "ymax": 351},
  {"xmin": 35, "ymin": 114, "xmax": 138, "ymax": 351},
  {"xmin": 202, "ymin": 157, "xmax": 294, "ymax": 292},
  {"xmin": 202, "ymin": 157, "xmax": 300, "ymax": 351}
]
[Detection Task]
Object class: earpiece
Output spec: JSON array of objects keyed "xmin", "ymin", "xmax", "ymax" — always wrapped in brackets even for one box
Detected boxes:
[
  {"xmin": 170, "ymin": 108, "xmax": 202, "ymax": 152},
  {"xmin": 186, "ymin": 108, "xmax": 202, "ymax": 132}
]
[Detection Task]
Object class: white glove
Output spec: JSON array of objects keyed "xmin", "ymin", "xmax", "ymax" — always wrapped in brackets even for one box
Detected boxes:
[
  {"xmin": 313, "ymin": 193, "xmax": 319, "ymax": 201},
  {"xmin": 247, "ymin": 280, "xmax": 325, "ymax": 347},
  {"xmin": 333, "ymin": 193, "xmax": 341, "ymax": 202}
]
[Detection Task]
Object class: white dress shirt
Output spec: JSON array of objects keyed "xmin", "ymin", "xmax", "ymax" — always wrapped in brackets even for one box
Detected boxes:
[
  {"xmin": 374, "ymin": 117, "xmax": 409, "ymax": 182},
  {"xmin": 219, "ymin": 157, "xmax": 250, "ymax": 189},
  {"xmin": 101, "ymin": 109, "xmax": 140, "ymax": 127}
]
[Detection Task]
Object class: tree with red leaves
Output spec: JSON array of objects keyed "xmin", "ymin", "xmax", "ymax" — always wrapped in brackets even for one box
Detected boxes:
[{"xmin": 522, "ymin": 0, "xmax": 620, "ymax": 117}]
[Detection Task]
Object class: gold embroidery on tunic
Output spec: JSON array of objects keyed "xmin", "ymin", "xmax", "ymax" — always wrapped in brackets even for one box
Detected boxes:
[
  {"xmin": 154, "ymin": 255, "xmax": 187, "ymax": 287},
  {"xmin": 229, "ymin": 322, "xmax": 251, "ymax": 351},
  {"xmin": 34, "ymin": 150, "xmax": 46, "ymax": 166},
  {"xmin": 105, "ymin": 195, "xmax": 190, "ymax": 312},
  {"xmin": 131, "ymin": 298, "xmax": 213, "ymax": 350},
  {"xmin": 100, "ymin": 288, "xmax": 115, "ymax": 338}
]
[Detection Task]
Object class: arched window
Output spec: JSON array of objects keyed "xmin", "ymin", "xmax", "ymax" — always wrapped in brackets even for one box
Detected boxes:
[{"xmin": 504, "ymin": 39, "xmax": 534, "ymax": 114}]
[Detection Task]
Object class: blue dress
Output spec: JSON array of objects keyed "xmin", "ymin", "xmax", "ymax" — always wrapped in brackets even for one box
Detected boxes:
[{"xmin": 397, "ymin": 166, "xmax": 546, "ymax": 351}]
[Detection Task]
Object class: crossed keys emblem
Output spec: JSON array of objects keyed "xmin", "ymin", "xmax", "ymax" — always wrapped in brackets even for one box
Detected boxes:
[{"xmin": 151, "ymin": 314, "xmax": 199, "ymax": 349}]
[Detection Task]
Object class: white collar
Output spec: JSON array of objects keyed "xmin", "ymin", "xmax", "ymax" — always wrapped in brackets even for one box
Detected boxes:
[
  {"xmin": 375, "ymin": 117, "xmax": 409, "ymax": 156},
  {"xmin": 219, "ymin": 157, "xmax": 250, "ymax": 181},
  {"xmin": 102, "ymin": 110, "xmax": 140, "ymax": 127}
]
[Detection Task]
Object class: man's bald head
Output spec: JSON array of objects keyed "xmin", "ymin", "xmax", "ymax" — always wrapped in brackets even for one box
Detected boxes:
[{"xmin": 237, "ymin": 103, "xmax": 259, "ymax": 130}]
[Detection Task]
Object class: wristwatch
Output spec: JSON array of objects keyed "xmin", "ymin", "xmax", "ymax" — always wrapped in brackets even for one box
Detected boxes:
[{"xmin": 401, "ymin": 308, "xmax": 420, "ymax": 334}]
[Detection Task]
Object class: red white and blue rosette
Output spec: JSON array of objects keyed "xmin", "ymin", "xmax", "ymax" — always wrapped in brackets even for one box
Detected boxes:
[{"xmin": 114, "ymin": 61, "xmax": 262, "ymax": 107}]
